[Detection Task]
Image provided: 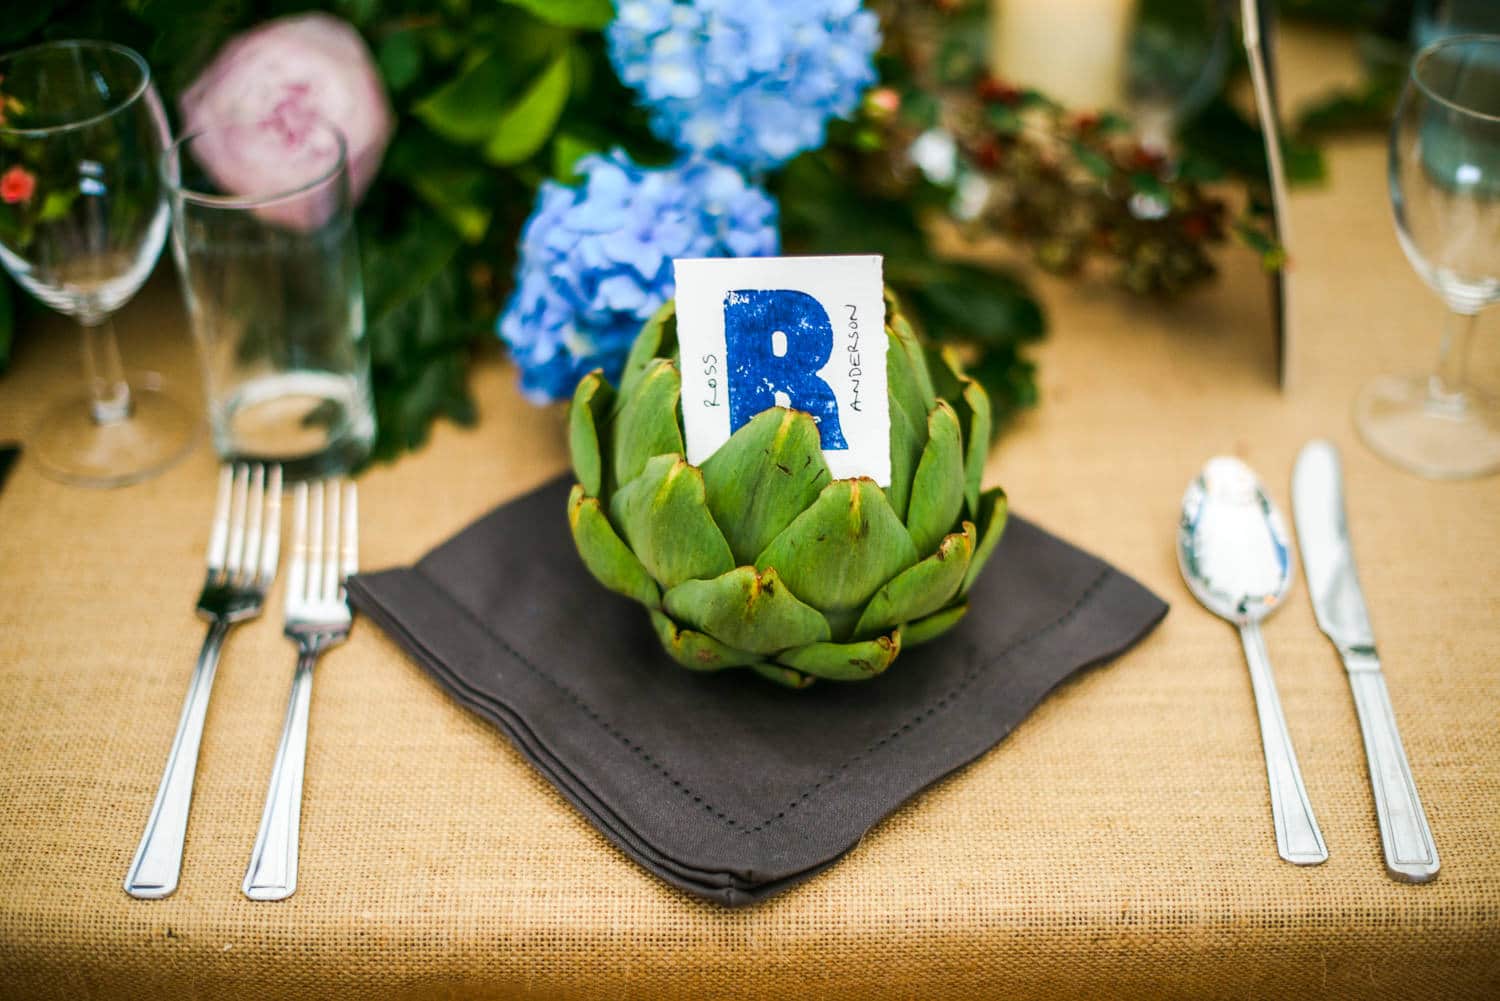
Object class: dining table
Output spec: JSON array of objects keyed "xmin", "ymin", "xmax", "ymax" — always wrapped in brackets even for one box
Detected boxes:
[{"xmin": 1, "ymin": 25, "xmax": 1497, "ymax": 1001}]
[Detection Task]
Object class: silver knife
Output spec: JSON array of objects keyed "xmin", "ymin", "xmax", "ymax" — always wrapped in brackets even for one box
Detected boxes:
[{"xmin": 1292, "ymin": 440, "xmax": 1439, "ymax": 883}]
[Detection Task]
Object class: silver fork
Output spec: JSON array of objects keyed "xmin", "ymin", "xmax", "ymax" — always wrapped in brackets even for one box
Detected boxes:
[
  {"xmin": 125, "ymin": 463, "xmax": 283, "ymax": 900},
  {"xmin": 243, "ymin": 478, "xmax": 356, "ymax": 901}
]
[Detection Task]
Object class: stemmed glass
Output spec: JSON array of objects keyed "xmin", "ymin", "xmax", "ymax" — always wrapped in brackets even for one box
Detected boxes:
[
  {"xmin": 1358, "ymin": 34, "xmax": 1500, "ymax": 479},
  {"xmin": 0, "ymin": 40, "xmax": 194, "ymax": 487}
]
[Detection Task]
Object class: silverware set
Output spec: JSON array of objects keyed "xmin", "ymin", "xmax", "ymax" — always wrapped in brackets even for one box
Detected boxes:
[
  {"xmin": 1178, "ymin": 441, "xmax": 1438, "ymax": 882},
  {"xmin": 125, "ymin": 463, "xmax": 357, "ymax": 901}
]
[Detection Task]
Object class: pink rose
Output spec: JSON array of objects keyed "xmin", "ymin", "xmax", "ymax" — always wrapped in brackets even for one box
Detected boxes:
[{"xmin": 179, "ymin": 14, "xmax": 393, "ymax": 227}]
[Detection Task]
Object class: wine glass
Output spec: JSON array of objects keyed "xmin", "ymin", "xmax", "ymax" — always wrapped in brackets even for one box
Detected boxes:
[
  {"xmin": 0, "ymin": 40, "xmax": 194, "ymax": 487},
  {"xmin": 1358, "ymin": 34, "xmax": 1500, "ymax": 479}
]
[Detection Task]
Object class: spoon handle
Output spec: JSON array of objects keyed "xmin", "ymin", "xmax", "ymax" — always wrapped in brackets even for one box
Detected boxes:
[{"xmin": 1239, "ymin": 620, "xmax": 1329, "ymax": 866}]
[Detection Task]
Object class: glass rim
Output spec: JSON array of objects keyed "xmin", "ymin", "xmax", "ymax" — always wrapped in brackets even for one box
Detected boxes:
[
  {"xmin": 1410, "ymin": 33, "xmax": 1500, "ymax": 125},
  {"xmin": 0, "ymin": 39, "xmax": 154, "ymax": 138},
  {"xmin": 162, "ymin": 118, "xmax": 350, "ymax": 211}
]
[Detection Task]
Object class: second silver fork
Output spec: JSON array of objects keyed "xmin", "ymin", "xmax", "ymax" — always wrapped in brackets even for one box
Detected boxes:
[{"xmin": 243, "ymin": 478, "xmax": 356, "ymax": 901}]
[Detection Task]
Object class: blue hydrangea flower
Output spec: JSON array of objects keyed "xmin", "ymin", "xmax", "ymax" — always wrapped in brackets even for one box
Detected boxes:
[
  {"xmin": 608, "ymin": 0, "xmax": 881, "ymax": 173},
  {"xmin": 499, "ymin": 149, "xmax": 779, "ymax": 402}
]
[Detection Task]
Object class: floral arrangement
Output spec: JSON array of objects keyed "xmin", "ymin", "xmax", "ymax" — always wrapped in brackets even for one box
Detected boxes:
[
  {"xmin": 0, "ymin": 0, "xmax": 1395, "ymax": 455},
  {"xmin": 499, "ymin": 149, "xmax": 778, "ymax": 401}
]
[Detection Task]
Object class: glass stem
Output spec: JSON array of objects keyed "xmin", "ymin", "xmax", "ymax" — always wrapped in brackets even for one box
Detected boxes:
[
  {"xmin": 1427, "ymin": 310, "xmax": 1479, "ymax": 414},
  {"xmin": 81, "ymin": 315, "xmax": 132, "ymax": 425}
]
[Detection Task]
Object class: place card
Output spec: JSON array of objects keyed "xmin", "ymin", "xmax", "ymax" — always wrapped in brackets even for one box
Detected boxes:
[{"xmin": 673, "ymin": 255, "xmax": 890, "ymax": 485}]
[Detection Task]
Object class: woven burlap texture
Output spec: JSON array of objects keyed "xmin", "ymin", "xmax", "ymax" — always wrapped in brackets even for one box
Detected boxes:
[{"xmin": 2, "ymin": 36, "xmax": 1499, "ymax": 1001}]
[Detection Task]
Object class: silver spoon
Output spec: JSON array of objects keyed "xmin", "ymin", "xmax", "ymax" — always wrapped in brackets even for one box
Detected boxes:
[{"xmin": 1178, "ymin": 456, "xmax": 1328, "ymax": 866}]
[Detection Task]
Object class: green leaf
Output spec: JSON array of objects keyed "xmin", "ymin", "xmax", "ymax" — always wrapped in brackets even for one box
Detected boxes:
[
  {"xmin": 569, "ymin": 485, "xmax": 660, "ymax": 609},
  {"xmin": 386, "ymin": 131, "xmax": 497, "ymax": 242},
  {"xmin": 37, "ymin": 190, "xmax": 75, "ymax": 223},
  {"xmin": 853, "ymin": 524, "xmax": 974, "ymax": 639},
  {"xmin": 484, "ymin": 50, "xmax": 573, "ymax": 166},
  {"xmin": 776, "ymin": 629, "xmax": 901, "ymax": 682},
  {"xmin": 903, "ymin": 604, "xmax": 967, "ymax": 647},
  {"xmin": 377, "ymin": 31, "xmax": 423, "ymax": 93},
  {"xmin": 552, "ymin": 131, "xmax": 600, "ymax": 181},
  {"xmin": 756, "ymin": 479, "xmax": 919, "ymax": 631},
  {"xmin": 611, "ymin": 359, "xmax": 684, "ymax": 489},
  {"xmin": 502, "ymin": 0, "xmax": 615, "ymax": 30},
  {"xmin": 611, "ymin": 455, "xmax": 735, "ymax": 590},
  {"xmin": 905, "ymin": 401, "xmax": 966, "ymax": 557},
  {"xmin": 700, "ymin": 408, "xmax": 832, "ymax": 567},
  {"xmin": 649, "ymin": 611, "xmax": 762, "ymax": 673},
  {"xmin": 568, "ymin": 372, "xmax": 612, "ymax": 498},
  {"xmin": 962, "ymin": 488, "xmax": 1009, "ymax": 596},
  {"xmin": 663, "ymin": 566, "xmax": 831, "ymax": 655},
  {"xmin": 1071, "ymin": 140, "xmax": 1114, "ymax": 180},
  {"xmin": 414, "ymin": 50, "xmax": 516, "ymax": 145}
]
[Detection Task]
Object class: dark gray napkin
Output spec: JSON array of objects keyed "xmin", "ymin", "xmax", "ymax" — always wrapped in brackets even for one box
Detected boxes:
[{"xmin": 347, "ymin": 477, "xmax": 1167, "ymax": 905}]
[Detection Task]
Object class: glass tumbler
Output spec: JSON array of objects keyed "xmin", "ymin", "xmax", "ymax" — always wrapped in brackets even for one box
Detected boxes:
[{"xmin": 162, "ymin": 119, "xmax": 374, "ymax": 478}]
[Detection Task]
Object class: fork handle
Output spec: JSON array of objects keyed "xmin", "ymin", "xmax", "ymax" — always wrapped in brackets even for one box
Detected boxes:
[
  {"xmin": 124, "ymin": 617, "xmax": 232, "ymax": 899},
  {"xmin": 243, "ymin": 647, "xmax": 318, "ymax": 901}
]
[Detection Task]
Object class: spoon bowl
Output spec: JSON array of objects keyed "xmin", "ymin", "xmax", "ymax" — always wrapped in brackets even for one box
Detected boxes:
[
  {"xmin": 1178, "ymin": 455, "xmax": 1295, "ymax": 626},
  {"xmin": 1177, "ymin": 456, "xmax": 1328, "ymax": 866}
]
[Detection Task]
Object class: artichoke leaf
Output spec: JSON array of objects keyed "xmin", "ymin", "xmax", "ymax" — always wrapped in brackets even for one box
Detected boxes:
[
  {"xmin": 649, "ymin": 610, "xmax": 761, "ymax": 672},
  {"xmin": 568, "ymin": 370, "xmax": 613, "ymax": 498},
  {"xmin": 617, "ymin": 301, "xmax": 677, "ymax": 402},
  {"xmin": 853, "ymin": 522, "xmax": 974, "ymax": 638},
  {"xmin": 755, "ymin": 479, "xmax": 918, "ymax": 631},
  {"xmin": 960, "ymin": 378, "xmax": 993, "ymax": 519},
  {"xmin": 663, "ymin": 565, "xmax": 830, "ymax": 655},
  {"xmin": 927, "ymin": 347, "xmax": 994, "ymax": 517},
  {"xmin": 887, "ymin": 307, "xmax": 936, "ymax": 412},
  {"xmin": 611, "ymin": 454, "xmax": 735, "ymax": 589},
  {"xmin": 925, "ymin": 345, "xmax": 965, "ymax": 403},
  {"xmin": 903, "ymin": 603, "xmax": 969, "ymax": 646},
  {"xmin": 752, "ymin": 663, "xmax": 817, "ymax": 689},
  {"xmin": 884, "ymin": 327, "xmax": 931, "ymax": 520},
  {"xmin": 611, "ymin": 358, "xmax": 685, "ymax": 489},
  {"xmin": 567, "ymin": 484, "xmax": 659, "ymax": 608},
  {"xmin": 962, "ymin": 487, "xmax": 1009, "ymax": 596},
  {"xmin": 905, "ymin": 400, "xmax": 966, "ymax": 556},
  {"xmin": 777, "ymin": 628, "xmax": 902, "ymax": 681},
  {"xmin": 700, "ymin": 408, "xmax": 832, "ymax": 566}
]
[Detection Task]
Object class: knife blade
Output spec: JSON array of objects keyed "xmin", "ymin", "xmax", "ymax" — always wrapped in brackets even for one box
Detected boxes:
[{"xmin": 1292, "ymin": 440, "xmax": 1439, "ymax": 883}]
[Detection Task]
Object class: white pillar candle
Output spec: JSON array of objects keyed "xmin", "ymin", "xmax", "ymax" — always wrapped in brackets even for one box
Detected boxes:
[{"xmin": 988, "ymin": 0, "xmax": 1137, "ymax": 110}]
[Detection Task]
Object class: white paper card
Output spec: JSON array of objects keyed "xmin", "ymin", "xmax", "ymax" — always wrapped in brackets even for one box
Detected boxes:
[{"xmin": 673, "ymin": 255, "xmax": 889, "ymax": 485}]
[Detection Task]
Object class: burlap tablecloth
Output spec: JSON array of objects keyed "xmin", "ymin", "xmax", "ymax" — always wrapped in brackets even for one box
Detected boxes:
[{"xmin": 2, "ymin": 30, "xmax": 1498, "ymax": 1001}]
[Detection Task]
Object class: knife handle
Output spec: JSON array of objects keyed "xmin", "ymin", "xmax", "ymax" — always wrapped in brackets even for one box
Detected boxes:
[
  {"xmin": 1347, "ymin": 667, "xmax": 1440, "ymax": 882},
  {"xmin": 1238, "ymin": 621, "xmax": 1328, "ymax": 866}
]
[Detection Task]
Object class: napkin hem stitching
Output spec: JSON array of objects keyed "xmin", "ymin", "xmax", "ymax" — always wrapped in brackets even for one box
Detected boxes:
[
  {"xmin": 742, "ymin": 567, "xmax": 1111, "ymax": 833},
  {"xmin": 411, "ymin": 561, "xmax": 1112, "ymax": 836}
]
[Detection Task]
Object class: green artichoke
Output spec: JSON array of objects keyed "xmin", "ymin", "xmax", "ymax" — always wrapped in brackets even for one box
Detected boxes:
[{"xmin": 566, "ymin": 291, "xmax": 1007, "ymax": 688}]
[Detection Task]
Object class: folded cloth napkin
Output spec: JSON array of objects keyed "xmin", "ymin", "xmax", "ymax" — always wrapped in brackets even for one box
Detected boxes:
[{"xmin": 348, "ymin": 477, "xmax": 1167, "ymax": 905}]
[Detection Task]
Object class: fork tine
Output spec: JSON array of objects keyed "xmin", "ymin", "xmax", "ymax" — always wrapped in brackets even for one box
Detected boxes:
[
  {"xmin": 240, "ymin": 465, "xmax": 265, "ymax": 586},
  {"xmin": 340, "ymin": 482, "xmax": 358, "ymax": 585},
  {"xmin": 322, "ymin": 480, "xmax": 342, "ymax": 602},
  {"xmin": 306, "ymin": 480, "xmax": 325, "ymax": 605},
  {"xmin": 286, "ymin": 482, "xmax": 309, "ymax": 615},
  {"xmin": 206, "ymin": 465, "xmax": 233, "ymax": 577},
  {"xmin": 224, "ymin": 464, "xmax": 251, "ymax": 579},
  {"xmin": 259, "ymin": 464, "xmax": 283, "ymax": 586}
]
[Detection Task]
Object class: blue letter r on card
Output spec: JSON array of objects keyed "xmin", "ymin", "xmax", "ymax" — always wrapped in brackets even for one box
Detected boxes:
[{"xmin": 723, "ymin": 289, "xmax": 848, "ymax": 450}]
